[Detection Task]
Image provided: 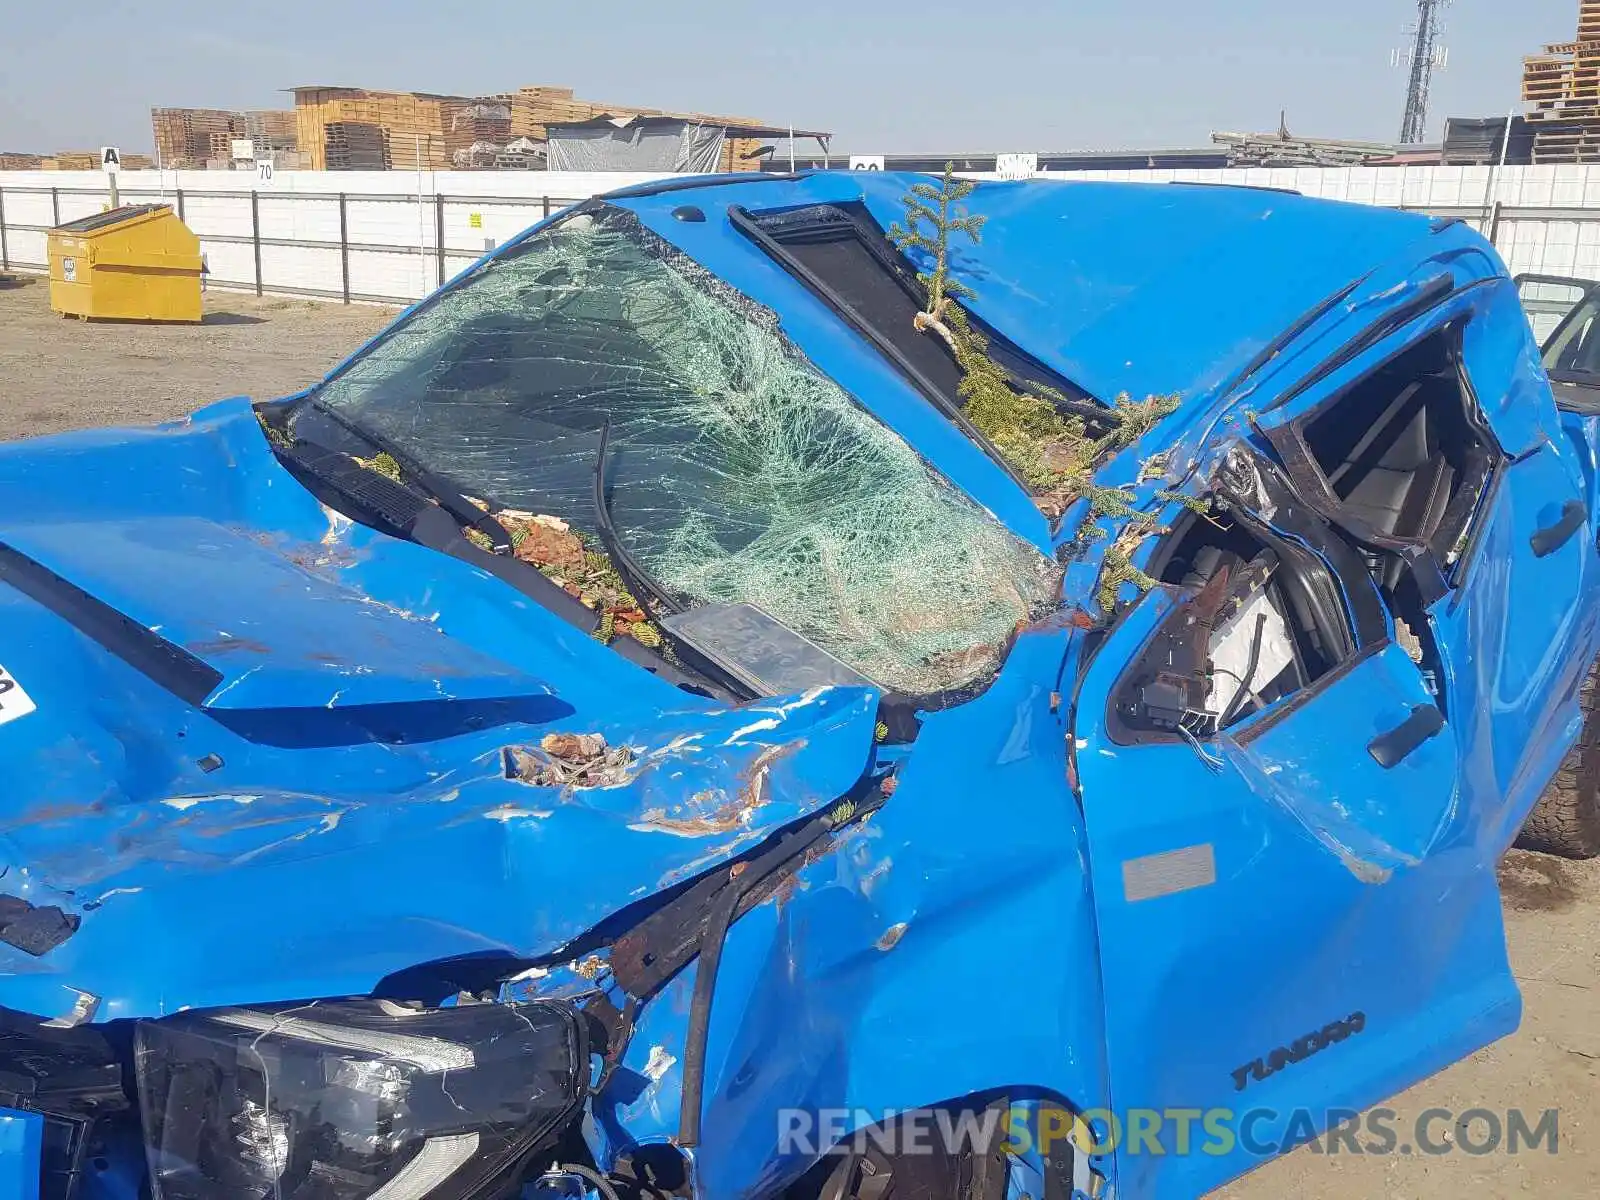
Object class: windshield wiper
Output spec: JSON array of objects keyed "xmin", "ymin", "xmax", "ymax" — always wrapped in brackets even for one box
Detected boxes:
[
  {"xmin": 277, "ymin": 435, "xmax": 747, "ymax": 700},
  {"xmin": 589, "ymin": 423, "xmax": 763, "ymax": 701},
  {"xmin": 591, "ymin": 419, "xmax": 683, "ymax": 617},
  {"xmin": 297, "ymin": 399, "xmax": 514, "ymax": 552}
]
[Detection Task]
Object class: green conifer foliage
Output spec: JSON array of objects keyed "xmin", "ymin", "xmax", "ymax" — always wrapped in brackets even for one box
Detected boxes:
[
  {"xmin": 891, "ymin": 167, "xmax": 1210, "ymax": 614},
  {"xmin": 887, "ymin": 164, "xmax": 985, "ymax": 351}
]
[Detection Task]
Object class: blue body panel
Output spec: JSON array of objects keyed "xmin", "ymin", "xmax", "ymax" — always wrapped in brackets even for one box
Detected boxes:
[
  {"xmin": 0, "ymin": 173, "xmax": 1595, "ymax": 1200},
  {"xmin": 1075, "ymin": 601, "xmax": 1523, "ymax": 1197},
  {"xmin": 0, "ymin": 515, "xmax": 557, "ymax": 710},
  {"xmin": 1068, "ymin": 211, "xmax": 1600, "ymax": 1195},
  {"xmin": 848, "ymin": 175, "xmax": 1438, "ymax": 412},
  {"xmin": 587, "ymin": 631, "xmax": 1110, "ymax": 1198}
]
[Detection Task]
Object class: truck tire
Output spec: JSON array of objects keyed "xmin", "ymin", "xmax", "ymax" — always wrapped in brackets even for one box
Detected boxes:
[{"xmin": 1517, "ymin": 664, "xmax": 1600, "ymax": 859}]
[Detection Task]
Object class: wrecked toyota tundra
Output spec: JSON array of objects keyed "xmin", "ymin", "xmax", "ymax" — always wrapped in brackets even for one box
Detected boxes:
[{"xmin": 3, "ymin": 171, "xmax": 1600, "ymax": 1200}]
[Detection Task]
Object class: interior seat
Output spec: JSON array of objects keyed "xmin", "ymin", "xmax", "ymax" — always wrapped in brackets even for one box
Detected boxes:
[{"xmin": 1325, "ymin": 377, "xmax": 1456, "ymax": 543}]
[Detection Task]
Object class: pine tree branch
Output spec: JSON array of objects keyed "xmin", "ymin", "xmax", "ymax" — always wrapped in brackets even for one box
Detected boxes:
[{"xmin": 888, "ymin": 165, "xmax": 1200, "ymax": 612}]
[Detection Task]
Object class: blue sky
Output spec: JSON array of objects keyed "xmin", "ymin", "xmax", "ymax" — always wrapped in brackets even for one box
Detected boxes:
[{"xmin": 0, "ymin": 1, "xmax": 1580, "ymax": 154}]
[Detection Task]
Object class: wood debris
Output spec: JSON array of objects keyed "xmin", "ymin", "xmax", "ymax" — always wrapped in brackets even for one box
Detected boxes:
[
  {"xmin": 495, "ymin": 511, "xmax": 662, "ymax": 646},
  {"xmin": 507, "ymin": 731, "xmax": 634, "ymax": 789}
]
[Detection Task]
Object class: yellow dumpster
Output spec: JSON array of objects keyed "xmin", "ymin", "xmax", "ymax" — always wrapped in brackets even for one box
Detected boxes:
[{"xmin": 48, "ymin": 205, "xmax": 203, "ymax": 323}]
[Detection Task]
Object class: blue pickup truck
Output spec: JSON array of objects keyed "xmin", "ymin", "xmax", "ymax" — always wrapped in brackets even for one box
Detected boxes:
[{"xmin": 2, "ymin": 172, "xmax": 1597, "ymax": 1200}]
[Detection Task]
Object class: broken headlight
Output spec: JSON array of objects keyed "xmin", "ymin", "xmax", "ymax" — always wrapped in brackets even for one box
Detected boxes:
[{"xmin": 134, "ymin": 999, "xmax": 586, "ymax": 1200}]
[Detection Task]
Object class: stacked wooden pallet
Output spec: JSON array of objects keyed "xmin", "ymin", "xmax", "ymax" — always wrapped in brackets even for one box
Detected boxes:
[
  {"xmin": 295, "ymin": 83, "xmax": 781, "ymax": 171},
  {"xmin": 1530, "ymin": 121, "xmax": 1600, "ymax": 163},
  {"xmin": 152, "ymin": 108, "xmax": 238, "ymax": 167},
  {"xmin": 446, "ymin": 102, "xmax": 513, "ymax": 168},
  {"xmin": 0, "ymin": 153, "xmax": 43, "ymax": 169},
  {"xmin": 295, "ymin": 88, "xmax": 459, "ymax": 170},
  {"xmin": 386, "ymin": 133, "xmax": 449, "ymax": 171},
  {"xmin": 322, "ymin": 122, "xmax": 388, "ymax": 171},
  {"xmin": 500, "ymin": 85, "xmax": 762, "ymax": 147},
  {"xmin": 1524, "ymin": 2, "xmax": 1600, "ymax": 162},
  {"xmin": 503, "ymin": 86, "xmax": 585, "ymax": 139},
  {"xmin": 243, "ymin": 109, "xmax": 300, "ymax": 155},
  {"xmin": 38, "ymin": 151, "xmax": 153, "ymax": 170},
  {"xmin": 151, "ymin": 107, "xmax": 298, "ymax": 166},
  {"xmin": 42, "ymin": 152, "xmax": 102, "ymax": 171},
  {"xmin": 251, "ymin": 109, "xmax": 299, "ymax": 143}
]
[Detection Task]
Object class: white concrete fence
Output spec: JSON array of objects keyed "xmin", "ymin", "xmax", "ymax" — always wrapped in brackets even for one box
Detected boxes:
[
  {"xmin": 6, "ymin": 164, "xmax": 1600, "ymax": 307},
  {"xmin": 0, "ymin": 169, "xmax": 662, "ymax": 304}
]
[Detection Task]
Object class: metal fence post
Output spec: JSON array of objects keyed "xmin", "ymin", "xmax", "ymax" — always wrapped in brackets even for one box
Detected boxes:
[
  {"xmin": 338, "ymin": 193, "xmax": 351, "ymax": 304},
  {"xmin": 542, "ymin": 195, "xmax": 551, "ymax": 220},
  {"xmin": 0, "ymin": 186, "xmax": 8, "ymax": 271},
  {"xmin": 50, "ymin": 187, "xmax": 59, "ymax": 228},
  {"xmin": 175, "ymin": 187, "xmax": 185, "ymax": 222},
  {"xmin": 434, "ymin": 193, "xmax": 446, "ymax": 288},
  {"xmin": 250, "ymin": 189, "xmax": 263, "ymax": 296},
  {"xmin": 1487, "ymin": 200, "xmax": 1505, "ymax": 248}
]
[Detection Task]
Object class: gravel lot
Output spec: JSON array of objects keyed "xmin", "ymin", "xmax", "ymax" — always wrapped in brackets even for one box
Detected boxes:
[
  {"xmin": 1, "ymin": 271, "xmax": 1595, "ymax": 1197},
  {"xmin": 0, "ymin": 275, "xmax": 395, "ymax": 441}
]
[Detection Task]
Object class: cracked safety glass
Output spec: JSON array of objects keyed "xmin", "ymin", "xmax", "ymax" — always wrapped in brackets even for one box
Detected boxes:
[{"xmin": 303, "ymin": 207, "xmax": 1061, "ymax": 695}]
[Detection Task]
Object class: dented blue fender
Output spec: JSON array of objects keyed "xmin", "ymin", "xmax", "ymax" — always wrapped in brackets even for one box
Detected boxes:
[
  {"xmin": 584, "ymin": 628, "xmax": 1109, "ymax": 1199},
  {"xmin": 0, "ymin": 402, "xmax": 889, "ymax": 1020},
  {"xmin": 0, "ymin": 399, "xmax": 1109, "ymax": 1198},
  {"xmin": 1, "ymin": 173, "xmax": 1597, "ymax": 1200}
]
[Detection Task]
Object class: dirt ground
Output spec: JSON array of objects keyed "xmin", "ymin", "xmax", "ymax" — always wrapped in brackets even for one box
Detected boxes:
[
  {"xmin": 0, "ymin": 275, "xmax": 394, "ymax": 441},
  {"xmin": 2, "ymin": 271, "xmax": 1596, "ymax": 1197}
]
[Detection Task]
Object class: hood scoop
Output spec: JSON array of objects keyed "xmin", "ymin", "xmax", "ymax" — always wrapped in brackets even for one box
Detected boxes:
[{"xmin": 0, "ymin": 517, "xmax": 551, "ymax": 712}]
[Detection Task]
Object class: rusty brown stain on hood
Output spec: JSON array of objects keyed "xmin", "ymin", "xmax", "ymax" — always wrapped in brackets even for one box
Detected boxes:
[{"xmin": 634, "ymin": 740, "xmax": 806, "ymax": 835}]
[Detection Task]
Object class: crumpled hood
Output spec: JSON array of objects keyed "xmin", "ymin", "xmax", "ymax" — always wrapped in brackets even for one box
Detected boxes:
[
  {"xmin": 0, "ymin": 401, "xmax": 880, "ymax": 1021},
  {"xmin": 0, "ymin": 398, "xmax": 567, "ymax": 714},
  {"xmin": 1, "ymin": 513, "xmax": 558, "ymax": 712}
]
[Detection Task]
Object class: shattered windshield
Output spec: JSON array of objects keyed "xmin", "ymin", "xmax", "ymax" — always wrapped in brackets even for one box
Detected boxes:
[{"xmin": 301, "ymin": 206, "xmax": 1060, "ymax": 695}]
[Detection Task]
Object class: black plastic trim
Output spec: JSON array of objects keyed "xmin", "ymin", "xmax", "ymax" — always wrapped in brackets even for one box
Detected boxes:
[
  {"xmin": 726, "ymin": 203, "xmax": 1035, "ymax": 497},
  {"xmin": 1264, "ymin": 274, "xmax": 1464, "ymax": 416},
  {"xmin": 1531, "ymin": 498, "xmax": 1588, "ymax": 558},
  {"xmin": 1548, "ymin": 379, "xmax": 1600, "ymax": 415},
  {"xmin": 0, "ymin": 541, "xmax": 223, "ymax": 706},
  {"xmin": 1367, "ymin": 702, "xmax": 1446, "ymax": 767},
  {"xmin": 292, "ymin": 413, "xmax": 512, "ymax": 552}
]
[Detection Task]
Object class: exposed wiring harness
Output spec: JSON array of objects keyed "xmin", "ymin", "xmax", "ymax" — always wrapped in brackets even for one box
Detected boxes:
[
  {"xmin": 551, "ymin": 1163, "xmax": 624, "ymax": 1200},
  {"xmin": 1217, "ymin": 612, "xmax": 1270, "ymax": 729}
]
